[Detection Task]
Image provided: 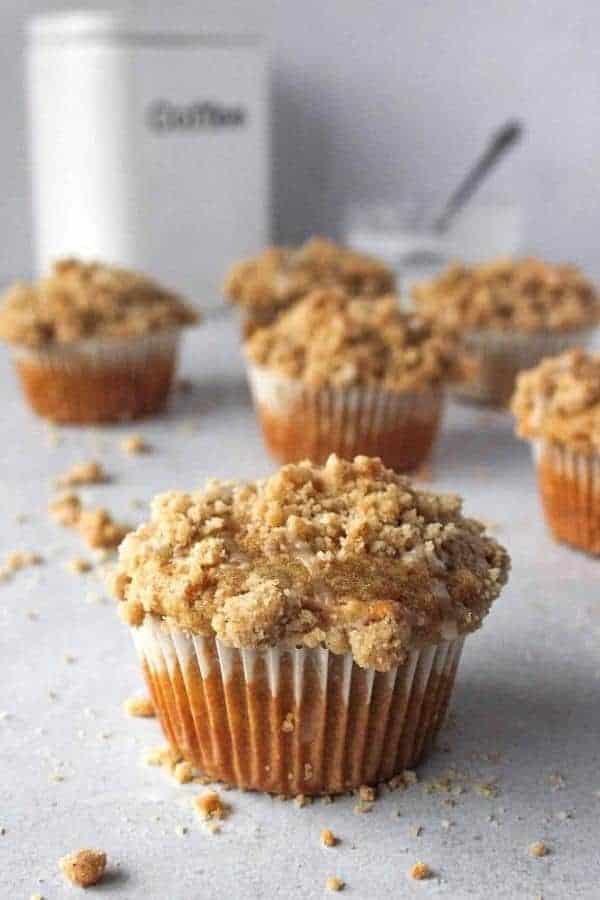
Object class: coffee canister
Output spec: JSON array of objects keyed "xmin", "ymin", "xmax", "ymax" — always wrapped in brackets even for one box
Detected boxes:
[{"xmin": 27, "ymin": 11, "xmax": 270, "ymax": 307}]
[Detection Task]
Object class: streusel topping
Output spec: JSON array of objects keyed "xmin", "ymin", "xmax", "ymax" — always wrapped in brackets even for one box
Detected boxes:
[
  {"xmin": 511, "ymin": 349, "xmax": 600, "ymax": 451},
  {"xmin": 0, "ymin": 259, "xmax": 199, "ymax": 348},
  {"xmin": 245, "ymin": 289, "xmax": 464, "ymax": 391},
  {"xmin": 224, "ymin": 237, "xmax": 395, "ymax": 313},
  {"xmin": 412, "ymin": 257, "xmax": 600, "ymax": 333},
  {"xmin": 112, "ymin": 455, "xmax": 509, "ymax": 670}
]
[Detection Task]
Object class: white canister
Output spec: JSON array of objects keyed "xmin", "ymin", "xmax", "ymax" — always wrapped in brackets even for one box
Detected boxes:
[{"xmin": 27, "ymin": 11, "xmax": 270, "ymax": 307}]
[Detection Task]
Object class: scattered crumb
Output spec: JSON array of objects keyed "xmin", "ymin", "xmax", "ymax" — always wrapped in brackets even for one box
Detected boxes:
[
  {"xmin": 0, "ymin": 550, "xmax": 43, "ymax": 582},
  {"xmin": 65, "ymin": 557, "xmax": 93, "ymax": 575},
  {"xmin": 321, "ymin": 828, "xmax": 337, "ymax": 847},
  {"xmin": 30, "ymin": 894, "xmax": 43, "ymax": 900},
  {"xmin": 123, "ymin": 695, "xmax": 155, "ymax": 718},
  {"xmin": 55, "ymin": 460, "xmax": 109, "ymax": 488},
  {"xmin": 358, "ymin": 785, "xmax": 376, "ymax": 802},
  {"xmin": 49, "ymin": 770, "xmax": 65, "ymax": 783},
  {"xmin": 59, "ymin": 848, "xmax": 107, "ymax": 887},
  {"xmin": 194, "ymin": 791, "xmax": 229, "ymax": 821},
  {"xmin": 409, "ymin": 861, "xmax": 431, "ymax": 881},
  {"xmin": 325, "ymin": 875, "xmax": 345, "ymax": 892},
  {"xmin": 173, "ymin": 761, "xmax": 194, "ymax": 785},
  {"xmin": 121, "ymin": 434, "xmax": 152, "ymax": 455},
  {"xmin": 529, "ymin": 841, "xmax": 548, "ymax": 858},
  {"xmin": 143, "ymin": 745, "xmax": 181, "ymax": 769},
  {"xmin": 294, "ymin": 794, "xmax": 312, "ymax": 808},
  {"xmin": 49, "ymin": 492, "xmax": 130, "ymax": 550}
]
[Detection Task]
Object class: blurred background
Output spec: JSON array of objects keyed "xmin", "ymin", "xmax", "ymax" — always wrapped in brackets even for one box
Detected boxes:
[{"xmin": 1, "ymin": 0, "xmax": 599, "ymax": 291}]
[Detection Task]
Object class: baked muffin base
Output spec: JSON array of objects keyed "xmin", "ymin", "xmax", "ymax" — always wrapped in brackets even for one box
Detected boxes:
[
  {"xmin": 13, "ymin": 332, "xmax": 180, "ymax": 424},
  {"xmin": 535, "ymin": 439, "xmax": 600, "ymax": 554},
  {"xmin": 453, "ymin": 327, "xmax": 596, "ymax": 408},
  {"xmin": 247, "ymin": 364, "xmax": 443, "ymax": 471},
  {"xmin": 133, "ymin": 616, "xmax": 463, "ymax": 795}
]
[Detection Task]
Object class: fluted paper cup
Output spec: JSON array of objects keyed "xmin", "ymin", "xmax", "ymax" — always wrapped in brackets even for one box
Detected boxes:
[
  {"xmin": 246, "ymin": 363, "xmax": 444, "ymax": 471},
  {"xmin": 452, "ymin": 327, "xmax": 597, "ymax": 408},
  {"xmin": 132, "ymin": 615, "xmax": 464, "ymax": 796},
  {"xmin": 12, "ymin": 330, "xmax": 181, "ymax": 424},
  {"xmin": 532, "ymin": 439, "xmax": 600, "ymax": 554}
]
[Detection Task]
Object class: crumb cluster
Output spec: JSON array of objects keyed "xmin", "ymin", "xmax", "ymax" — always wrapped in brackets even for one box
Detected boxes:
[
  {"xmin": 0, "ymin": 258, "xmax": 199, "ymax": 348},
  {"xmin": 245, "ymin": 289, "xmax": 465, "ymax": 391},
  {"xmin": 50, "ymin": 492, "xmax": 130, "ymax": 549},
  {"xmin": 511, "ymin": 348, "xmax": 600, "ymax": 451},
  {"xmin": 194, "ymin": 791, "xmax": 228, "ymax": 821},
  {"xmin": 112, "ymin": 454, "xmax": 510, "ymax": 671},
  {"xmin": 59, "ymin": 848, "xmax": 107, "ymax": 887},
  {"xmin": 224, "ymin": 236, "xmax": 394, "ymax": 314},
  {"xmin": 0, "ymin": 550, "xmax": 42, "ymax": 581},
  {"xmin": 55, "ymin": 460, "xmax": 109, "ymax": 488},
  {"xmin": 412, "ymin": 257, "xmax": 600, "ymax": 333}
]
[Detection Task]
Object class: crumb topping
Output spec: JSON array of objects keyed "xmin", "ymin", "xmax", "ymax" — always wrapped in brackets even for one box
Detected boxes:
[
  {"xmin": 245, "ymin": 290, "xmax": 464, "ymax": 391},
  {"xmin": 55, "ymin": 460, "xmax": 109, "ymax": 488},
  {"xmin": 59, "ymin": 849, "xmax": 107, "ymax": 887},
  {"xmin": 121, "ymin": 434, "xmax": 152, "ymax": 455},
  {"xmin": 511, "ymin": 349, "xmax": 600, "ymax": 451},
  {"xmin": 123, "ymin": 695, "xmax": 155, "ymax": 718},
  {"xmin": 224, "ymin": 236, "xmax": 394, "ymax": 313},
  {"xmin": 412, "ymin": 257, "xmax": 600, "ymax": 333},
  {"xmin": 112, "ymin": 455, "xmax": 510, "ymax": 671},
  {"xmin": 50, "ymin": 492, "xmax": 131, "ymax": 549},
  {"xmin": 0, "ymin": 258, "xmax": 199, "ymax": 348}
]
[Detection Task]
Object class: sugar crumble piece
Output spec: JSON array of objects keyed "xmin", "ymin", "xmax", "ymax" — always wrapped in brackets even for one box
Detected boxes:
[
  {"xmin": 281, "ymin": 712, "xmax": 295, "ymax": 733},
  {"xmin": 409, "ymin": 861, "xmax": 431, "ymax": 881},
  {"xmin": 55, "ymin": 460, "xmax": 109, "ymax": 488},
  {"xmin": 173, "ymin": 761, "xmax": 194, "ymax": 784},
  {"xmin": 59, "ymin": 848, "xmax": 107, "ymax": 887},
  {"xmin": 66, "ymin": 557, "xmax": 93, "ymax": 575},
  {"xmin": 121, "ymin": 434, "xmax": 152, "ymax": 455},
  {"xmin": 529, "ymin": 841, "xmax": 548, "ymax": 858},
  {"xmin": 0, "ymin": 550, "xmax": 43, "ymax": 582},
  {"xmin": 321, "ymin": 828, "xmax": 337, "ymax": 847},
  {"xmin": 123, "ymin": 695, "xmax": 155, "ymax": 718},
  {"xmin": 49, "ymin": 492, "xmax": 130, "ymax": 550},
  {"xmin": 325, "ymin": 875, "xmax": 345, "ymax": 892},
  {"xmin": 194, "ymin": 791, "xmax": 229, "ymax": 821}
]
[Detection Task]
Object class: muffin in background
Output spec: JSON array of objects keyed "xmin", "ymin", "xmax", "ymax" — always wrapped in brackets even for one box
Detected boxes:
[
  {"xmin": 412, "ymin": 257, "xmax": 600, "ymax": 407},
  {"xmin": 0, "ymin": 259, "xmax": 199, "ymax": 424},
  {"xmin": 512, "ymin": 348, "xmax": 600, "ymax": 554},
  {"xmin": 112, "ymin": 454, "xmax": 510, "ymax": 795},
  {"xmin": 223, "ymin": 236, "xmax": 395, "ymax": 336},
  {"xmin": 244, "ymin": 288, "xmax": 466, "ymax": 471}
]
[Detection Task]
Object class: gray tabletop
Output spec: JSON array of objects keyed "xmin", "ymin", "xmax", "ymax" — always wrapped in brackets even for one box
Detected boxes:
[{"xmin": 1, "ymin": 316, "xmax": 599, "ymax": 900}]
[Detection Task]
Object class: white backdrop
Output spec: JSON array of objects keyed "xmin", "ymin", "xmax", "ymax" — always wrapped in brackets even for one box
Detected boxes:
[{"xmin": 1, "ymin": 0, "xmax": 599, "ymax": 279}]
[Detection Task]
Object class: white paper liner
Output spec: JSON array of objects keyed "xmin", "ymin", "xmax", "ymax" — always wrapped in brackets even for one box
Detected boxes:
[
  {"xmin": 532, "ymin": 438, "xmax": 600, "ymax": 553},
  {"xmin": 246, "ymin": 362, "xmax": 444, "ymax": 470},
  {"xmin": 452, "ymin": 327, "xmax": 596, "ymax": 407},
  {"xmin": 133, "ymin": 616, "xmax": 464, "ymax": 795}
]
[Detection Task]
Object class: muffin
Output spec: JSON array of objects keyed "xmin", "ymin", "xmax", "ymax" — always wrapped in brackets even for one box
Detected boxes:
[
  {"xmin": 0, "ymin": 259, "xmax": 199, "ymax": 423},
  {"xmin": 224, "ymin": 236, "xmax": 395, "ymax": 335},
  {"xmin": 412, "ymin": 257, "xmax": 600, "ymax": 407},
  {"xmin": 511, "ymin": 348, "xmax": 600, "ymax": 554},
  {"xmin": 112, "ymin": 454, "xmax": 510, "ymax": 795},
  {"xmin": 244, "ymin": 288, "xmax": 465, "ymax": 471}
]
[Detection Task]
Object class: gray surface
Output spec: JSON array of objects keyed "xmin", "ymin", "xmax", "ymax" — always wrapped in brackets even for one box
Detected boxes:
[{"xmin": 1, "ymin": 317, "xmax": 599, "ymax": 900}]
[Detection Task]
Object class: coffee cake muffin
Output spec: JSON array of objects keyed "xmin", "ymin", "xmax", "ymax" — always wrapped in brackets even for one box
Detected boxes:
[
  {"xmin": 112, "ymin": 454, "xmax": 510, "ymax": 795},
  {"xmin": 413, "ymin": 257, "xmax": 600, "ymax": 407},
  {"xmin": 224, "ymin": 236, "xmax": 395, "ymax": 335},
  {"xmin": 0, "ymin": 259, "xmax": 199, "ymax": 423},
  {"xmin": 512, "ymin": 349, "xmax": 600, "ymax": 554},
  {"xmin": 244, "ymin": 288, "xmax": 465, "ymax": 471}
]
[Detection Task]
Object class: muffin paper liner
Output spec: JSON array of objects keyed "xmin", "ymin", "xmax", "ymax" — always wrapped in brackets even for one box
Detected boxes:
[
  {"xmin": 532, "ymin": 439, "xmax": 600, "ymax": 554},
  {"xmin": 12, "ymin": 330, "xmax": 181, "ymax": 424},
  {"xmin": 246, "ymin": 363, "xmax": 444, "ymax": 471},
  {"xmin": 453, "ymin": 327, "xmax": 596, "ymax": 408},
  {"xmin": 133, "ymin": 616, "xmax": 464, "ymax": 795}
]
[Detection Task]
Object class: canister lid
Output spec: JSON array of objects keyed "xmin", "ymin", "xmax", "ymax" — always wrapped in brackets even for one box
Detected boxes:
[{"xmin": 28, "ymin": 10, "xmax": 263, "ymax": 45}]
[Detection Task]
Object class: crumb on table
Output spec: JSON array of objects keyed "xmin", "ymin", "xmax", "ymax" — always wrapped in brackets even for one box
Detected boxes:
[
  {"xmin": 529, "ymin": 841, "xmax": 548, "ymax": 858},
  {"xmin": 0, "ymin": 550, "xmax": 43, "ymax": 582},
  {"xmin": 59, "ymin": 848, "xmax": 107, "ymax": 887},
  {"xmin": 55, "ymin": 460, "xmax": 109, "ymax": 488},
  {"xmin": 66, "ymin": 557, "xmax": 93, "ymax": 575},
  {"xmin": 194, "ymin": 790, "xmax": 229, "ymax": 821},
  {"xmin": 409, "ymin": 861, "xmax": 431, "ymax": 880},
  {"xmin": 121, "ymin": 434, "xmax": 152, "ymax": 455},
  {"xmin": 49, "ymin": 492, "xmax": 130, "ymax": 550},
  {"xmin": 321, "ymin": 828, "xmax": 337, "ymax": 847},
  {"xmin": 123, "ymin": 695, "xmax": 155, "ymax": 718},
  {"xmin": 325, "ymin": 875, "xmax": 345, "ymax": 892}
]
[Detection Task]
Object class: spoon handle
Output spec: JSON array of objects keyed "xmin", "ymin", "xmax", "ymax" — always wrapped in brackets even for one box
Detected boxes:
[{"xmin": 433, "ymin": 120, "xmax": 523, "ymax": 234}]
